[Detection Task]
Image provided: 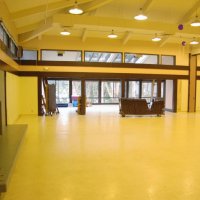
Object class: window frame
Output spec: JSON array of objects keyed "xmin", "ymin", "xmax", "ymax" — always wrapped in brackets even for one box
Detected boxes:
[
  {"xmin": 84, "ymin": 50, "xmax": 123, "ymax": 63},
  {"xmin": 40, "ymin": 49, "xmax": 82, "ymax": 62}
]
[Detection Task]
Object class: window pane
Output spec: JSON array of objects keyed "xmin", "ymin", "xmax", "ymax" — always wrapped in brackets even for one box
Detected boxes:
[
  {"xmin": 161, "ymin": 82, "xmax": 164, "ymax": 98},
  {"xmin": 128, "ymin": 81, "xmax": 140, "ymax": 98},
  {"xmin": 85, "ymin": 52, "xmax": 122, "ymax": 63},
  {"xmin": 41, "ymin": 50, "xmax": 81, "ymax": 61},
  {"xmin": 153, "ymin": 82, "xmax": 157, "ymax": 97},
  {"xmin": 142, "ymin": 82, "xmax": 152, "ymax": 102},
  {"xmin": 113, "ymin": 82, "xmax": 121, "ymax": 98},
  {"xmin": 101, "ymin": 81, "xmax": 121, "ymax": 103},
  {"xmin": 0, "ymin": 25, "xmax": 3, "ymax": 41},
  {"xmin": 56, "ymin": 81, "xmax": 69, "ymax": 104},
  {"xmin": 10, "ymin": 40, "xmax": 16, "ymax": 55},
  {"xmin": 125, "ymin": 53, "xmax": 158, "ymax": 64},
  {"xmin": 86, "ymin": 81, "xmax": 99, "ymax": 103},
  {"xmin": 21, "ymin": 50, "xmax": 38, "ymax": 60},
  {"xmin": 48, "ymin": 80, "xmax": 56, "ymax": 84},
  {"xmin": 72, "ymin": 81, "xmax": 81, "ymax": 96},
  {"xmin": 3, "ymin": 33, "xmax": 9, "ymax": 47},
  {"xmin": 161, "ymin": 55, "xmax": 175, "ymax": 65},
  {"xmin": 47, "ymin": 80, "xmax": 69, "ymax": 104}
]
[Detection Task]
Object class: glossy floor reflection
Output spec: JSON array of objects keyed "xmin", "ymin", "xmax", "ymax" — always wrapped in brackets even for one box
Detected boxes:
[{"xmin": 3, "ymin": 106, "xmax": 200, "ymax": 200}]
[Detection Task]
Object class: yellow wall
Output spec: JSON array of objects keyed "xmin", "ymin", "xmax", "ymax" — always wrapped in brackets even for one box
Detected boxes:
[
  {"xmin": 6, "ymin": 73, "xmax": 38, "ymax": 124},
  {"xmin": 6, "ymin": 72, "xmax": 21, "ymax": 124},
  {"xmin": 20, "ymin": 77, "xmax": 38, "ymax": 115},
  {"xmin": 177, "ymin": 79, "xmax": 188, "ymax": 112}
]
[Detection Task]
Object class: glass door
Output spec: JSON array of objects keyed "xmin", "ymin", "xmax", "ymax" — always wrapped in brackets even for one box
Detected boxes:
[
  {"xmin": 48, "ymin": 80, "xmax": 70, "ymax": 106},
  {"xmin": 101, "ymin": 81, "xmax": 121, "ymax": 103},
  {"xmin": 86, "ymin": 81, "xmax": 99, "ymax": 104},
  {"xmin": 128, "ymin": 81, "xmax": 140, "ymax": 98}
]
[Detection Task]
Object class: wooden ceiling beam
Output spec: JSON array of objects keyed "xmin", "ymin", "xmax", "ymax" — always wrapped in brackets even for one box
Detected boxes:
[
  {"xmin": 82, "ymin": 0, "xmax": 114, "ymax": 13},
  {"xmin": 53, "ymin": 14, "xmax": 200, "ymax": 35},
  {"xmin": 18, "ymin": 18, "xmax": 55, "ymax": 43},
  {"xmin": 142, "ymin": 0, "xmax": 153, "ymax": 12},
  {"xmin": 81, "ymin": 28, "xmax": 88, "ymax": 42},
  {"xmin": 159, "ymin": 36, "xmax": 171, "ymax": 47},
  {"xmin": 17, "ymin": 22, "xmax": 43, "ymax": 34},
  {"xmin": 11, "ymin": 0, "xmax": 92, "ymax": 21},
  {"xmin": 178, "ymin": 0, "xmax": 200, "ymax": 23},
  {"xmin": 122, "ymin": 31, "xmax": 132, "ymax": 45}
]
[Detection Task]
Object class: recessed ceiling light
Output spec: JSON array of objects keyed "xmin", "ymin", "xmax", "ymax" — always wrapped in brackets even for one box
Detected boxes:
[
  {"xmin": 134, "ymin": 8, "xmax": 148, "ymax": 21},
  {"xmin": 191, "ymin": 20, "xmax": 200, "ymax": 27},
  {"xmin": 152, "ymin": 35, "xmax": 161, "ymax": 42},
  {"xmin": 191, "ymin": 15, "xmax": 200, "ymax": 27},
  {"xmin": 60, "ymin": 29, "xmax": 71, "ymax": 36},
  {"xmin": 108, "ymin": 30, "xmax": 118, "ymax": 39},
  {"xmin": 190, "ymin": 40, "xmax": 199, "ymax": 45},
  {"xmin": 134, "ymin": 14, "xmax": 148, "ymax": 21},
  {"xmin": 69, "ymin": 1, "xmax": 83, "ymax": 15}
]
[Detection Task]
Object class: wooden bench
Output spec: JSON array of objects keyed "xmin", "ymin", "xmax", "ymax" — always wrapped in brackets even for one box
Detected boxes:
[
  {"xmin": 0, "ymin": 124, "xmax": 27, "ymax": 193},
  {"xmin": 119, "ymin": 98, "xmax": 165, "ymax": 117}
]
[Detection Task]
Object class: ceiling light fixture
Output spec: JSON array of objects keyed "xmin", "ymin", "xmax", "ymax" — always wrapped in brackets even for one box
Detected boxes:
[
  {"xmin": 134, "ymin": 8, "xmax": 148, "ymax": 21},
  {"xmin": 190, "ymin": 39, "xmax": 199, "ymax": 45},
  {"xmin": 69, "ymin": 1, "xmax": 83, "ymax": 15},
  {"xmin": 152, "ymin": 34, "xmax": 161, "ymax": 42},
  {"xmin": 190, "ymin": 15, "xmax": 200, "ymax": 27},
  {"xmin": 60, "ymin": 29, "xmax": 71, "ymax": 36},
  {"xmin": 108, "ymin": 30, "xmax": 118, "ymax": 39}
]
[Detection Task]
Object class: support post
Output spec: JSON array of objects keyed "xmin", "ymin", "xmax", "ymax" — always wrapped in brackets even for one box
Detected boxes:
[
  {"xmin": 157, "ymin": 80, "xmax": 162, "ymax": 98},
  {"xmin": 188, "ymin": 54, "xmax": 197, "ymax": 112},
  {"xmin": 79, "ymin": 79, "xmax": 86, "ymax": 115},
  {"xmin": 121, "ymin": 79, "xmax": 125, "ymax": 98}
]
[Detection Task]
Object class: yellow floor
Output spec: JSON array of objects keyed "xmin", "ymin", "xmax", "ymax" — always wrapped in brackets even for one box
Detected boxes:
[{"xmin": 3, "ymin": 106, "xmax": 200, "ymax": 200}]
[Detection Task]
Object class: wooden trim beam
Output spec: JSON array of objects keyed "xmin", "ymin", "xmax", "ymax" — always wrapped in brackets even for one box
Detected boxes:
[
  {"xmin": 17, "ymin": 60, "xmax": 189, "ymax": 70},
  {"xmin": 17, "ymin": 71, "xmax": 189, "ymax": 80}
]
